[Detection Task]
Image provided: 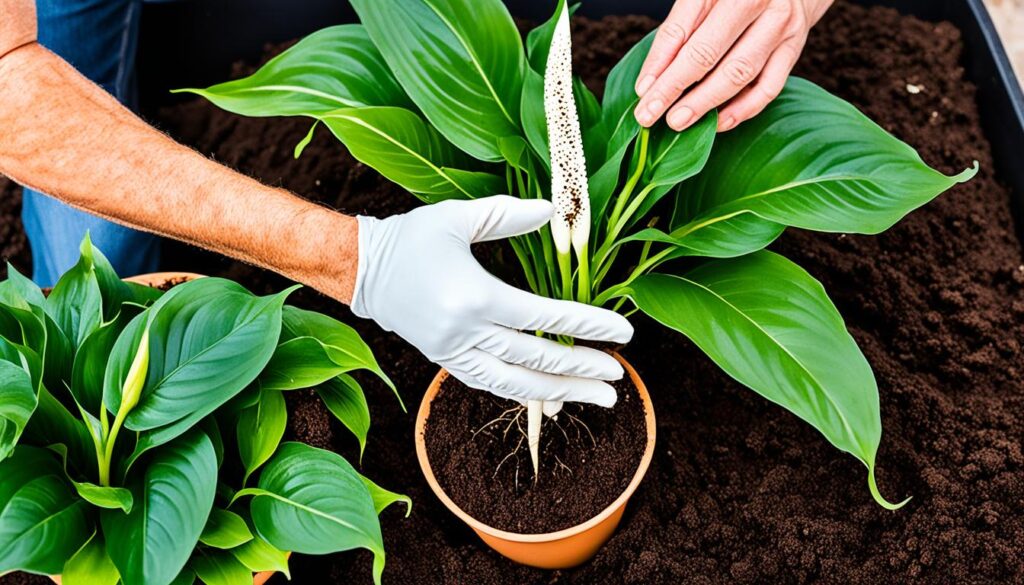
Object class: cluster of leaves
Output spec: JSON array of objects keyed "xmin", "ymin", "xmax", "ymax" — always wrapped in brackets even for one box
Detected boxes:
[
  {"xmin": 0, "ymin": 237, "xmax": 407, "ymax": 584},
  {"xmin": 186, "ymin": 0, "xmax": 975, "ymax": 507}
]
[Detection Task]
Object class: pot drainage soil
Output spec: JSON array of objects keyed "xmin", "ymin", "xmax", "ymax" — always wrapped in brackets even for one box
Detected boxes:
[
  {"xmin": 2, "ymin": 2, "xmax": 1022, "ymax": 584},
  {"xmin": 425, "ymin": 373, "xmax": 646, "ymax": 534}
]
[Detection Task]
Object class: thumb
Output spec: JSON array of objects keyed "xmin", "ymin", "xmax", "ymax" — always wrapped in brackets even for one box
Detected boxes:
[{"xmin": 465, "ymin": 195, "xmax": 554, "ymax": 243}]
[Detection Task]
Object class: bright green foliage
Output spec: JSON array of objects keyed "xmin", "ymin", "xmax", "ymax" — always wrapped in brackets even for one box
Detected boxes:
[
  {"xmin": 0, "ymin": 237, "xmax": 406, "ymax": 583},
  {"xmin": 192, "ymin": 0, "xmax": 975, "ymax": 508}
]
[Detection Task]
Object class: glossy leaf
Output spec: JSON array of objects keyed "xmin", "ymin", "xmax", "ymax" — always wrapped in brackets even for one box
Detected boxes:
[
  {"xmin": 178, "ymin": 25, "xmax": 412, "ymax": 117},
  {"xmin": 0, "ymin": 446, "xmax": 91, "ymax": 575},
  {"xmin": 190, "ymin": 549, "xmax": 252, "ymax": 585},
  {"xmin": 260, "ymin": 306, "xmax": 396, "ymax": 401},
  {"xmin": 101, "ymin": 430, "xmax": 218, "ymax": 585},
  {"xmin": 25, "ymin": 387, "xmax": 95, "ymax": 477},
  {"xmin": 350, "ymin": 0, "xmax": 525, "ymax": 161},
  {"xmin": 319, "ymin": 107, "xmax": 503, "ymax": 203},
  {"xmin": 45, "ymin": 236, "xmax": 103, "ymax": 347},
  {"xmin": 63, "ymin": 532, "xmax": 120, "ymax": 585},
  {"xmin": 230, "ymin": 536, "xmax": 290, "ymax": 579},
  {"xmin": 0, "ymin": 263, "xmax": 44, "ymax": 310},
  {"xmin": 200, "ymin": 508, "xmax": 254, "ymax": 549},
  {"xmin": 360, "ymin": 473, "xmax": 412, "ymax": 517},
  {"xmin": 234, "ymin": 442, "xmax": 387, "ymax": 584},
  {"xmin": 102, "ymin": 279, "xmax": 294, "ymax": 431},
  {"xmin": 629, "ymin": 252, "xmax": 905, "ymax": 508},
  {"xmin": 600, "ymin": 30, "xmax": 652, "ymax": 161},
  {"xmin": 672, "ymin": 77, "xmax": 977, "ymax": 256},
  {"xmin": 0, "ymin": 359, "xmax": 37, "ymax": 460},
  {"xmin": 317, "ymin": 374, "xmax": 371, "ymax": 458},
  {"xmin": 51, "ymin": 445, "xmax": 134, "ymax": 513},
  {"xmin": 237, "ymin": 388, "xmax": 287, "ymax": 483}
]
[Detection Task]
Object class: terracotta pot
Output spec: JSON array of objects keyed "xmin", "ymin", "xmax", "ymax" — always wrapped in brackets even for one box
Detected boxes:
[
  {"xmin": 48, "ymin": 272, "xmax": 282, "ymax": 585},
  {"xmin": 414, "ymin": 351, "xmax": 656, "ymax": 569}
]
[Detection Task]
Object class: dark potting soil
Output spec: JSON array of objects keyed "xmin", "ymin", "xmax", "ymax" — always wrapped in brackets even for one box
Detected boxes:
[
  {"xmin": 2, "ymin": 2, "xmax": 1023, "ymax": 584},
  {"xmin": 425, "ymin": 370, "xmax": 647, "ymax": 534}
]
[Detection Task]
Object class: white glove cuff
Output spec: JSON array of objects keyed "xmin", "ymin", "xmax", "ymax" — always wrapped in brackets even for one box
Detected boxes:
[{"xmin": 350, "ymin": 215, "xmax": 380, "ymax": 320}]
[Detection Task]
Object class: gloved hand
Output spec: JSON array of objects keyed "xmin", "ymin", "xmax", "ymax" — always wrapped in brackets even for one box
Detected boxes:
[{"xmin": 351, "ymin": 195, "xmax": 634, "ymax": 410}]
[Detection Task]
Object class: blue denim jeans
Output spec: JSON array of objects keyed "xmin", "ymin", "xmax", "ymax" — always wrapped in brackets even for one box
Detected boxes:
[{"xmin": 22, "ymin": 0, "xmax": 160, "ymax": 286}]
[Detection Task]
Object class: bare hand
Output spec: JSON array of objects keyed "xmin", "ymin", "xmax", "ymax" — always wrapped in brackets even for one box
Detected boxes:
[{"xmin": 634, "ymin": 0, "xmax": 832, "ymax": 132}]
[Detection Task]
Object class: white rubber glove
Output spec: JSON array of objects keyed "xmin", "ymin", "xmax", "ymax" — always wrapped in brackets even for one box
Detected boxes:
[{"xmin": 351, "ymin": 195, "xmax": 634, "ymax": 410}]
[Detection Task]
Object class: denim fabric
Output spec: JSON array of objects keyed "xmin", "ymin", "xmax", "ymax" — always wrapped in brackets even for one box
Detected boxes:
[{"xmin": 22, "ymin": 0, "xmax": 160, "ymax": 286}]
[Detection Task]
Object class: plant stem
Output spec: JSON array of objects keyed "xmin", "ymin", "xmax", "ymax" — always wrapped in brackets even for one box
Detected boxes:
[
  {"xmin": 98, "ymin": 407, "xmax": 129, "ymax": 487},
  {"xmin": 509, "ymin": 237, "xmax": 539, "ymax": 294},
  {"xmin": 576, "ymin": 247, "xmax": 591, "ymax": 304},
  {"xmin": 605, "ymin": 128, "xmax": 650, "ymax": 235},
  {"xmin": 557, "ymin": 249, "xmax": 573, "ymax": 301}
]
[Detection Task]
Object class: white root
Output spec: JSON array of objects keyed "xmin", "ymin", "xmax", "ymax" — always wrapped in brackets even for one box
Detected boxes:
[{"xmin": 527, "ymin": 399, "xmax": 543, "ymax": 481}]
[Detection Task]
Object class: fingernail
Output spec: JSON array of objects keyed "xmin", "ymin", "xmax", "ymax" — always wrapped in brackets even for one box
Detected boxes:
[
  {"xmin": 636, "ymin": 74, "xmax": 655, "ymax": 96},
  {"xmin": 634, "ymin": 102, "xmax": 652, "ymax": 126},
  {"xmin": 719, "ymin": 115, "xmax": 737, "ymax": 132},
  {"xmin": 669, "ymin": 106, "xmax": 695, "ymax": 130}
]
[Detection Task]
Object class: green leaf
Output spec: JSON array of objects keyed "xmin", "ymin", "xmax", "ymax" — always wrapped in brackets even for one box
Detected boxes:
[
  {"xmin": 260, "ymin": 307, "xmax": 397, "ymax": 402},
  {"xmin": 103, "ymin": 279, "xmax": 295, "ymax": 432},
  {"xmin": 317, "ymin": 374, "xmax": 371, "ymax": 459},
  {"xmin": 200, "ymin": 508, "xmax": 254, "ymax": 549},
  {"xmin": 294, "ymin": 121, "xmax": 319, "ymax": 158},
  {"xmin": 177, "ymin": 25, "xmax": 412, "ymax": 117},
  {"xmin": 237, "ymin": 388, "xmax": 287, "ymax": 484},
  {"xmin": 359, "ymin": 473, "xmax": 411, "ymax": 517},
  {"xmin": 101, "ymin": 430, "xmax": 218, "ymax": 585},
  {"xmin": 0, "ymin": 263, "xmax": 45, "ymax": 310},
  {"xmin": 0, "ymin": 359, "xmax": 37, "ymax": 460},
  {"xmin": 234, "ymin": 442, "xmax": 386, "ymax": 584},
  {"xmin": 72, "ymin": 303, "xmax": 143, "ymax": 414},
  {"xmin": 319, "ymin": 107, "xmax": 503, "ymax": 203},
  {"xmin": 50, "ymin": 445, "xmax": 134, "ymax": 513},
  {"xmin": 230, "ymin": 536, "xmax": 290, "ymax": 579},
  {"xmin": 63, "ymin": 532, "xmax": 120, "ymax": 585},
  {"xmin": 25, "ymin": 387, "xmax": 95, "ymax": 477},
  {"xmin": 45, "ymin": 236, "xmax": 103, "ymax": 347},
  {"xmin": 520, "ymin": 68, "xmax": 548, "ymax": 168},
  {"xmin": 672, "ymin": 77, "xmax": 977, "ymax": 256},
  {"xmin": 629, "ymin": 251, "xmax": 907, "ymax": 509},
  {"xmin": 190, "ymin": 549, "xmax": 252, "ymax": 585},
  {"xmin": 0, "ymin": 446, "xmax": 91, "ymax": 575},
  {"xmin": 600, "ymin": 30, "xmax": 653, "ymax": 162},
  {"xmin": 351, "ymin": 0, "xmax": 525, "ymax": 162}
]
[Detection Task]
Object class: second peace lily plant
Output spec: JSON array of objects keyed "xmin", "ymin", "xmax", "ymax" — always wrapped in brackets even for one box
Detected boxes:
[{"xmin": 186, "ymin": 0, "xmax": 976, "ymax": 508}]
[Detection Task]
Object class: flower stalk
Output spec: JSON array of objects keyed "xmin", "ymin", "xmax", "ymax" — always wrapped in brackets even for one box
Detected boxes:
[{"xmin": 98, "ymin": 328, "xmax": 150, "ymax": 486}]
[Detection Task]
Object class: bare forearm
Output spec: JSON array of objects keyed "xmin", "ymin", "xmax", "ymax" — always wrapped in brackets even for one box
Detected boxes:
[{"xmin": 0, "ymin": 43, "xmax": 357, "ymax": 302}]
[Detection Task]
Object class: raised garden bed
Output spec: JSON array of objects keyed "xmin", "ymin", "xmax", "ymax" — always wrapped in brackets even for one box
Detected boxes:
[{"xmin": 2, "ymin": 1, "xmax": 1022, "ymax": 583}]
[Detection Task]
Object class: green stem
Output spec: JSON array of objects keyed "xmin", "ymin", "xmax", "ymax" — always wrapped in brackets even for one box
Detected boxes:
[
  {"xmin": 557, "ymin": 249, "xmax": 573, "ymax": 301},
  {"xmin": 605, "ymin": 128, "xmax": 650, "ymax": 235},
  {"xmin": 98, "ymin": 408, "xmax": 129, "ymax": 487},
  {"xmin": 509, "ymin": 237, "xmax": 539, "ymax": 294},
  {"xmin": 576, "ymin": 247, "xmax": 591, "ymax": 304},
  {"xmin": 593, "ymin": 246, "xmax": 674, "ymax": 306}
]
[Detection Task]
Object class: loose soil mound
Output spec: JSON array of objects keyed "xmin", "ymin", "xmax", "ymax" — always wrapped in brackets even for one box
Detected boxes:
[{"xmin": 2, "ymin": 2, "xmax": 1021, "ymax": 584}]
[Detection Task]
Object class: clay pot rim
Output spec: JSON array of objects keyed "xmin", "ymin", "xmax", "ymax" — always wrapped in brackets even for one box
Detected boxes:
[{"xmin": 414, "ymin": 351, "xmax": 656, "ymax": 544}]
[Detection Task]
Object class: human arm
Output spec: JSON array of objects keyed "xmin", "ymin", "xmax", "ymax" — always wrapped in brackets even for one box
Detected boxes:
[{"xmin": 634, "ymin": 0, "xmax": 832, "ymax": 132}]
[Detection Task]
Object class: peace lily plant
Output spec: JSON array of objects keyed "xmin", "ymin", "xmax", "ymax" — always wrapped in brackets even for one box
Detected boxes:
[
  {"xmin": 0, "ymin": 237, "xmax": 407, "ymax": 584},
  {"xmin": 185, "ymin": 0, "xmax": 976, "ymax": 508}
]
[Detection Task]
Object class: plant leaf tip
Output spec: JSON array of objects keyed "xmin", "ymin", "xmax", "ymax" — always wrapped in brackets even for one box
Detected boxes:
[{"xmin": 868, "ymin": 466, "xmax": 910, "ymax": 510}]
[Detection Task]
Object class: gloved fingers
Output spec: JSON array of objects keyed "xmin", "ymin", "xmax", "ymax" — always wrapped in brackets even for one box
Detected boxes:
[
  {"xmin": 445, "ymin": 349, "xmax": 618, "ymax": 407},
  {"xmin": 459, "ymin": 195, "xmax": 555, "ymax": 243},
  {"xmin": 490, "ymin": 286, "xmax": 635, "ymax": 344},
  {"xmin": 508, "ymin": 398, "xmax": 564, "ymax": 417},
  {"xmin": 476, "ymin": 329, "xmax": 624, "ymax": 380}
]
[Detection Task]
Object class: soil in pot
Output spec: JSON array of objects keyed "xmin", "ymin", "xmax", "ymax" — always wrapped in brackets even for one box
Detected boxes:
[
  {"xmin": 425, "ymin": 373, "xmax": 646, "ymax": 534},
  {"xmin": 3, "ymin": 2, "xmax": 1023, "ymax": 584}
]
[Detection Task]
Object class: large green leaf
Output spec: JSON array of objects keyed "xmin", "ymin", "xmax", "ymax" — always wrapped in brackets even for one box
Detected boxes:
[
  {"xmin": 45, "ymin": 237, "xmax": 103, "ymax": 347},
  {"xmin": 0, "ymin": 446, "xmax": 91, "ymax": 575},
  {"xmin": 63, "ymin": 532, "xmax": 121, "ymax": 585},
  {"xmin": 350, "ymin": 0, "xmax": 525, "ymax": 162},
  {"xmin": 178, "ymin": 25, "xmax": 412, "ymax": 117},
  {"xmin": 671, "ymin": 77, "xmax": 977, "ymax": 256},
  {"xmin": 234, "ymin": 442, "xmax": 388, "ymax": 584},
  {"xmin": 102, "ymin": 279, "xmax": 294, "ymax": 431},
  {"xmin": 230, "ymin": 536, "xmax": 290, "ymax": 579},
  {"xmin": 0, "ymin": 359, "xmax": 37, "ymax": 460},
  {"xmin": 200, "ymin": 508, "xmax": 254, "ymax": 549},
  {"xmin": 237, "ymin": 388, "xmax": 287, "ymax": 483},
  {"xmin": 317, "ymin": 374, "xmax": 371, "ymax": 459},
  {"xmin": 319, "ymin": 107, "xmax": 503, "ymax": 203},
  {"xmin": 0, "ymin": 263, "xmax": 45, "ymax": 310},
  {"xmin": 25, "ymin": 387, "xmax": 95, "ymax": 477},
  {"xmin": 260, "ymin": 306, "xmax": 396, "ymax": 399},
  {"xmin": 629, "ymin": 251, "xmax": 905, "ymax": 508},
  {"xmin": 101, "ymin": 430, "xmax": 218, "ymax": 585}
]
